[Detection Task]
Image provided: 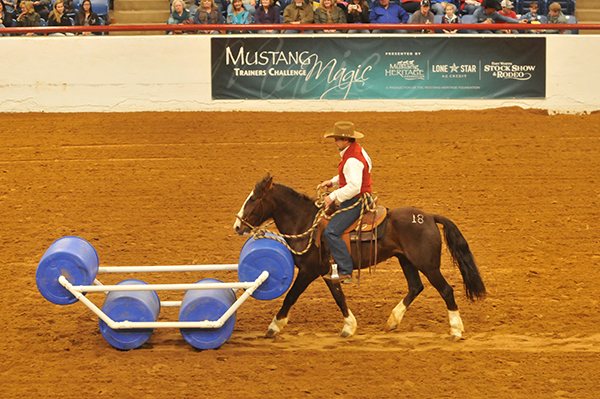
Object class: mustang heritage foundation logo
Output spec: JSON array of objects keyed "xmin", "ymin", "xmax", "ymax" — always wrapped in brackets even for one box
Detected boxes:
[{"xmin": 385, "ymin": 61, "xmax": 425, "ymax": 81}]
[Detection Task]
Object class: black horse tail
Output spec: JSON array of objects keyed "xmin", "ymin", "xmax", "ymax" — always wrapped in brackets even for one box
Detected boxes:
[{"xmin": 434, "ymin": 215, "xmax": 486, "ymax": 301}]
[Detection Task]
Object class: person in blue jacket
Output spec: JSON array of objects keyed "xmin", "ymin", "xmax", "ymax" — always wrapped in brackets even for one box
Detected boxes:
[{"xmin": 370, "ymin": 0, "xmax": 409, "ymax": 33}]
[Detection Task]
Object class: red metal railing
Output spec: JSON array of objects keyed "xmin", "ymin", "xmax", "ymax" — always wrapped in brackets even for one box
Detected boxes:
[{"xmin": 1, "ymin": 23, "xmax": 596, "ymax": 35}]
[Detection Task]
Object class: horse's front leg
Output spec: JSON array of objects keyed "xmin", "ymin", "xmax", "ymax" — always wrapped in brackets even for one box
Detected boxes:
[
  {"xmin": 266, "ymin": 266, "xmax": 320, "ymax": 338},
  {"xmin": 323, "ymin": 279, "xmax": 356, "ymax": 337}
]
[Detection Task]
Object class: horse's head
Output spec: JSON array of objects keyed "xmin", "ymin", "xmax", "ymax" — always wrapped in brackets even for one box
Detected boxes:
[{"xmin": 233, "ymin": 174, "xmax": 275, "ymax": 235}]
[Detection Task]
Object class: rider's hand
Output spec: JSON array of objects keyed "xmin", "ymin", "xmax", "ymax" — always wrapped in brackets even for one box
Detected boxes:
[
  {"xmin": 321, "ymin": 180, "xmax": 333, "ymax": 189},
  {"xmin": 324, "ymin": 196, "xmax": 334, "ymax": 209}
]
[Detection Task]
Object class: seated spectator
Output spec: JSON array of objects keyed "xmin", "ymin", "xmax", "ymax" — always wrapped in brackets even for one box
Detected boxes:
[
  {"xmin": 460, "ymin": 0, "xmax": 482, "ymax": 15},
  {"xmin": 168, "ymin": 0, "xmax": 193, "ymax": 34},
  {"xmin": 75, "ymin": 0, "xmax": 101, "ymax": 35},
  {"xmin": 168, "ymin": 0, "xmax": 193, "ymax": 24},
  {"xmin": 473, "ymin": 0, "xmax": 524, "ymax": 33},
  {"xmin": 498, "ymin": 0, "xmax": 516, "ymax": 19},
  {"xmin": 347, "ymin": 0, "xmax": 369, "ymax": 23},
  {"xmin": 32, "ymin": 0, "xmax": 49, "ymax": 20},
  {"xmin": 282, "ymin": 0, "xmax": 313, "ymax": 33},
  {"xmin": 441, "ymin": 2, "xmax": 459, "ymax": 33},
  {"xmin": 411, "ymin": 0, "xmax": 434, "ymax": 33},
  {"xmin": 254, "ymin": 0, "xmax": 279, "ymax": 33},
  {"xmin": 521, "ymin": 1, "xmax": 540, "ymax": 22},
  {"xmin": 47, "ymin": 0, "xmax": 74, "ymax": 34},
  {"xmin": 546, "ymin": 2, "xmax": 568, "ymax": 33},
  {"xmin": 194, "ymin": 0, "xmax": 224, "ymax": 34},
  {"xmin": 16, "ymin": 1, "xmax": 40, "ymax": 35},
  {"xmin": 370, "ymin": 0, "xmax": 409, "ymax": 33},
  {"xmin": 227, "ymin": 0, "xmax": 256, "ymax": 16},
  {"xmin": 313, "ymin": 0, "xmax": 345, "ymax": 33},
  {"xmin": 227, "ymin": 0, "xmax": 252, "ymax": 26},
  {"xmin": 346, "ymin": 0, "xmax": 369, "ymax": 32},
  {"xmin": 1, "ymin": 1, "xmax": 14, "ymax": 34}
]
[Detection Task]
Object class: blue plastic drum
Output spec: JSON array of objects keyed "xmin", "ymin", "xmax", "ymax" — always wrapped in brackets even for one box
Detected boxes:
[
  {"xmin": 98, "ymin": 279, "xmax": 161, "ymax": 351},
  {"xmin": 36, "ymin": 236, "xmax": 100, "ymax": 305},
  {"xmin": 238, "ymin": 233, "xmax": 295, "ymax": 301},
  {"xmin": 179, "ymin": 278, "xmax": 237, "ymax": 350}
]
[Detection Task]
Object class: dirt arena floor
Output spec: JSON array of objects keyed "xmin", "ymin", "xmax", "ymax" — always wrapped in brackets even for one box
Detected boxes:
[{"xmin": 1, "ymin": 108, "xmax": 599, "ymax": 398}]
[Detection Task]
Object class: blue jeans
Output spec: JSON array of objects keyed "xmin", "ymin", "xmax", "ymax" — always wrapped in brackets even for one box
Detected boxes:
[{"xmin": 324, "ymin": 197, "xmax": 362, "ymax": 276}]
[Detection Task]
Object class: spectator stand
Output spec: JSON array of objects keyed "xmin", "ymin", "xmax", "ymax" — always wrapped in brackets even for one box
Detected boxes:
[
  {"xmin": 458, "ymin": 13, "xmax": 476, "ymax": 33},
  {"xmin": 3, "ymin": 19, "xmax": 588, "ymax": 35},
  {"xmin": 564, "ymin": 13, "xmax": 578, "ymax": 32}
]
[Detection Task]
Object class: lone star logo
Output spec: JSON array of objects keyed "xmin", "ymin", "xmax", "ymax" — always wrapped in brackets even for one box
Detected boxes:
[{"xmin": 450, "ymin": 63, "xmax": 460, "ymax": 73}]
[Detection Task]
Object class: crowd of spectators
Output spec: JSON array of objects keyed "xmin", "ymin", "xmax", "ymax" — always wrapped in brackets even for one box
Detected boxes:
[
  {"xmin": 0, "ymin": 0, "xmax": 576, "ymax": 35},
  {"xmin": 164, "ymin": 0, "xmax": 577, "ymax": 34},
  {"xmin": 0, "ymin": 0, "xmax": 103, "ymax": 33}
]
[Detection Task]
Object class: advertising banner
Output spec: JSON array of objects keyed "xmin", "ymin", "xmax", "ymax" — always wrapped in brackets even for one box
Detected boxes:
[{"xmin": 211, "ymin": 36, "xmax": 545, "ymax": 100}]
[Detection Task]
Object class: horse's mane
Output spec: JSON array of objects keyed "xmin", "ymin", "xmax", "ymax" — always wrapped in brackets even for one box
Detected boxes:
[{"xmin": 273, "ymin": 183, "xmax": 315, "ymax": 205}]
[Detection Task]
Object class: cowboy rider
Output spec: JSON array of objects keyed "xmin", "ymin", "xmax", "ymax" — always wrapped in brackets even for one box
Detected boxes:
[{"xmin": 321, "ymin": 121, "xmax": 373, "ymax": 284}]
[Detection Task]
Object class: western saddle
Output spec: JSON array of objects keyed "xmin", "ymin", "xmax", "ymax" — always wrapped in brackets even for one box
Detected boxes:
[{"xmin": 316, "ymin": 204, "xmax": 388, "ymax": 268}]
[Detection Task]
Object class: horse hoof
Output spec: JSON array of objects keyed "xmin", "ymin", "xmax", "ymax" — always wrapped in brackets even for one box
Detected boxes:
[
  {"xmin": 340, "ymin": 330, "xmax": 353, "ymax": 338},
  {"xmin": 450, "ymin": 334, "xmax": 464, "ymax": 342},
  {"xmin": 265, "ymin": 329, "xmax": 278, "ymax": 338},
  {"xmin": 385, "ymin": 321, "xmax": 398, "ymax": 331}
]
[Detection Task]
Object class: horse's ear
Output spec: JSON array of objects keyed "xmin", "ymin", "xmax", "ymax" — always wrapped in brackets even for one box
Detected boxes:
[
  {"xmin": 257, "ymin": 173, "xmax": 274, "ymax": 194},
  {"xmin": 264, "ymin": 173, "xmax": 274, "ymax": 191}
]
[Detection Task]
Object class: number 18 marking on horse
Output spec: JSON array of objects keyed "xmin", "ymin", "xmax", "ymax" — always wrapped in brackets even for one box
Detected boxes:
[{"xmin": 412, "ymin": 214, "xmax": 424, "ymax": 224}]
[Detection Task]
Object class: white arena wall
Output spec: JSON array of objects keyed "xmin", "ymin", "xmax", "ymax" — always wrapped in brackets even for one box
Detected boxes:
[{"xmin": 1, "ymin": 34, "xmax": 599, "ymax": 114}]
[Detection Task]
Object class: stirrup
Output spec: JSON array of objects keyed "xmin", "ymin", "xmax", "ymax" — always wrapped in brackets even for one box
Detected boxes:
[{"xmin": 323, "ymin": 264, "xmax": 341, "ymax": 281}]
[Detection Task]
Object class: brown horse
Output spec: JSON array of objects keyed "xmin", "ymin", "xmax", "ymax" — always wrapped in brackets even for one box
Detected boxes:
[{"xmin": 234, "ymin": 174, "xmax": 486, "ymax": 339}]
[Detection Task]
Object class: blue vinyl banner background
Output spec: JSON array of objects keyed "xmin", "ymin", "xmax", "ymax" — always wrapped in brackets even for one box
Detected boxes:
[{"xmin": 211, "ymin": 37, "xmax": 546, "ymax": 100}]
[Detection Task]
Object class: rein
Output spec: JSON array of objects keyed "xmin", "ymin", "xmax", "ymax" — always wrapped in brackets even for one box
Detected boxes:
[{"xmin": 237, "ymin": 187, "xmax": 376, "ymax": 256}]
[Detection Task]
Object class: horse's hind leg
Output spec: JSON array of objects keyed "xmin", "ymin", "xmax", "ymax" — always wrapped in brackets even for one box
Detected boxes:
[
  {"xmin": 385, "ymin": 255, "xmax": 424, "ymax": 331},
  {"xmin": 421, "ymin": 268, "xmax": 464, "ymax": 339},
  {"xmin": 323, "ymin": 279, "xmax": 356, "ymax": 337}
]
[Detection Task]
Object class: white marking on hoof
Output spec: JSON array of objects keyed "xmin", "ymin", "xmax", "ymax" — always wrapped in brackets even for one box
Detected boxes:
[
  {"xmin": 448, "ymin": 310, "xmax": 464, "ymax": 339},
  {"xmin": 385, "ymin": 302, "xmax": 407, "ymax": 331},
  {"xmin": 340, "ymin": 310, "xmax": 357, "ymax": 338},
  {"xmin": 265, "ymin": 316, "xmax": 288, "ymax": 338}
]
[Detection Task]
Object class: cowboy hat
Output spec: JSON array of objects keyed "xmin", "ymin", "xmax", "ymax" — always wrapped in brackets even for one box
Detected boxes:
[
  {"xmin": 324, "ymin": 121, "xmax": 364, "ymax": 139},
  {"xmin": 482, "ymin": 0, "xmax": 501, "ymax": 9}
]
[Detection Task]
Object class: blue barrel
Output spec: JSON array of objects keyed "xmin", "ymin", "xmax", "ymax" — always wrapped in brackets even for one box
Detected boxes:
[
  {"xmin": 179, "ymin": 278, "xmax": 237, "ymax": 350},
  {"xmin": 237, "ymin": 233, "xmax": 295, "ymax": 301},
  {"xmin": 98, "ymin": 279, "xmax": 161, "ymax": 351},
  {"xmin": 36, "ymin": 236, "xmax": 100, "ymax": 305}
]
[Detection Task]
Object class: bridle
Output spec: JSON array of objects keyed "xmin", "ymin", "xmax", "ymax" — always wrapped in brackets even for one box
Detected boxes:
[{"xmin": 236, "ymin": 196, "xmax": 271, "ymax": 232}]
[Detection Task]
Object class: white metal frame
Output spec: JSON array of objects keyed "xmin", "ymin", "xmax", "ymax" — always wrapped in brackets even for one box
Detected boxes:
[{"xmin": 58, "ymin": 264, "xmax": 269, "ymax": 330}]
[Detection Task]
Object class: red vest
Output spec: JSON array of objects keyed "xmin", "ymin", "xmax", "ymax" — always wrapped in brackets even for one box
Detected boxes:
[{"xmin": 338, "ymin": 142, "xmax": 372, "ymax": 198}]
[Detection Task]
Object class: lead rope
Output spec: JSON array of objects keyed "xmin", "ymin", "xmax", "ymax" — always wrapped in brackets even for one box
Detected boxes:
[{"xmin": 356, "ymin": 192, "xmax": 376, "ymax": 284}]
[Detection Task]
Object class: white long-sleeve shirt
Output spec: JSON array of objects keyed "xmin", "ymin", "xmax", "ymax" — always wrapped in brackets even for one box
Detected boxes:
[{"xmin": 328, "ymin": 146, "xmax": 372, "ymax": 203}]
